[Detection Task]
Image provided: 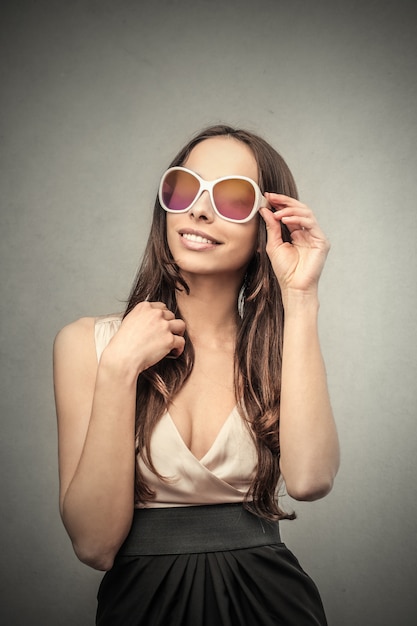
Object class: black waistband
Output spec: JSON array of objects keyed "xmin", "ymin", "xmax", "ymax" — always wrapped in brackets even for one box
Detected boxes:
[{"xmin": 116, "ymin": 503, "xmax": 281, "ymax": 557}]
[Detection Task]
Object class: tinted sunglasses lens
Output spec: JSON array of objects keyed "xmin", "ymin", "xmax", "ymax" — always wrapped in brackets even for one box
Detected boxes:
[
  {"xmin": 161, "ymin": 170, "xmax": 199, "ymax": 211},
  {"xmin": 213, "ymin": 179, "xmax": 256, "ymax": 221}
]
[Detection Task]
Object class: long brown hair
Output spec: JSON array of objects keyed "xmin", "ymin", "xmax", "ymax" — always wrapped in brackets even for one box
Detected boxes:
[{"xmin": 125, "ymin": 124, "xmax": 298, "ymax": 520}]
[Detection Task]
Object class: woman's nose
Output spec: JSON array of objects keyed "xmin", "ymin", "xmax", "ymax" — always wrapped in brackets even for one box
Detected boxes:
[{"xmin": 189, "ymin": 191, "xmax": 215, "ymax": 221}]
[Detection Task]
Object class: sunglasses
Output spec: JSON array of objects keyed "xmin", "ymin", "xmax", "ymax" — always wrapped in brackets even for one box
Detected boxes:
[{"xmin": 158, "ymin": 166, "xmax": 269, "ymax": 223}]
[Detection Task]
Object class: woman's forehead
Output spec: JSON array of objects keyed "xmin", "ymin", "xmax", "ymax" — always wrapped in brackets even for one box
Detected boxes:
[{"xmin": 183, "ymin": 137, "xmax": 259, "ymax": 183}]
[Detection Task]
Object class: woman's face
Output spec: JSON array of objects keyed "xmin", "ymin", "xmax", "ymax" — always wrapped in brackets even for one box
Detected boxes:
[{"xmin": 166, "ymin": 136, "xmax": 260, "ymax": 281}]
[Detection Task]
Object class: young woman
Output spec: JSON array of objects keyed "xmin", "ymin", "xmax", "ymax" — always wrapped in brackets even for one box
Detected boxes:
[{"xmin": 54, "ymin": 124, "xmax": 339, "ymax": 625}]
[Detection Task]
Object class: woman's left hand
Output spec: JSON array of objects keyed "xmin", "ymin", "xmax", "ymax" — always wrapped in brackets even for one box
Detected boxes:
[{"xmin": 260, "ymin": 193, "xmax": 330, "ymax": 296}]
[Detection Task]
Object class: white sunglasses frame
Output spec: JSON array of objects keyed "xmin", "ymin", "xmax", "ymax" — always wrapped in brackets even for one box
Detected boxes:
[{"xmin": 158, "ymin": 166, "xmax": 270, "ymax": 223}]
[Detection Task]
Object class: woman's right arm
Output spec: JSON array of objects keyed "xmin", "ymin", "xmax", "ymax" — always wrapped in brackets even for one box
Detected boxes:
[{"xmin": 53, "ymin": 303, "xmax": 185, "ymax": 571}]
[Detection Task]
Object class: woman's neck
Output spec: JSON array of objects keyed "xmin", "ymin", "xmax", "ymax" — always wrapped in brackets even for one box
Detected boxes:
[{"xmin": 176, "ymin": 274, "xmax": 242, "ymax": 347}]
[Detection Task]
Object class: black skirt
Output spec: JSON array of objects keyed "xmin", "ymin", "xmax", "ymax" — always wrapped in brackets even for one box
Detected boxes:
[{"xmin": 96, "ymin": 504, "xmax": 327, "ymax": 626}]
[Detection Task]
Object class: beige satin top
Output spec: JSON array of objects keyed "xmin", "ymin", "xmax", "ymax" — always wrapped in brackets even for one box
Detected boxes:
[{"xmin": 94, "ymin": 314, "xmax": 258, "ymax": 508}]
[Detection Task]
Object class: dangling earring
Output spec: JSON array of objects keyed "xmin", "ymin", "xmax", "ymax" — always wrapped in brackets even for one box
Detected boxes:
[{"xmin": 238, "ymin": 276, "xmax": 247, "ymax": 319}]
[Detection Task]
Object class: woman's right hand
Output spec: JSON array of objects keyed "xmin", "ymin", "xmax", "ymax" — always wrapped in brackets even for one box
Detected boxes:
[{"xmin": 106, "ymin": 302, "xmax": 186, "ymax": 377}]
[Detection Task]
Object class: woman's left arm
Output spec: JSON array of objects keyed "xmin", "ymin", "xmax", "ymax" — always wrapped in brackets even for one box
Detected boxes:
[{"xmin": 260, "ymin": 194, "xmax": 340, "ymax": 501}]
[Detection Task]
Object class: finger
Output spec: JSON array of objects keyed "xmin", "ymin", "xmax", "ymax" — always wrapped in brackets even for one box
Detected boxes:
[
  {"xmin": 162, "ymin": 309, "xmax": 176, "ymax": 321},
  {"xmin": 285, "ymin": 218, "xmax": 330, "ymax": 251},
  {"xmin": 267, "ymin": 204, "xmax": 320, "ymax": 236},
  {"xmin": 166, "ymin": 336, "xmax": 186, "ymax": 359},
  {"xmin": 259, "ymin": 207, "xmax": 284, "ymax": 245},
  {"xmin": 260, "ymin": 206, "xmax": 316, "ymax": 242},
  {"xmin": 260, "ymin": 206, "xmax": 286, "ymax": 227},
  {"xmin": 169, "ymin": 319, "xmax": 186, "ymax": 336},
  {"xmin": 147, "ymin": 302, "xmax": 178, "ymax": 321},
  {"xmin": 280, "ymin": 215, "xmax": 315, "ymax": 231},
  {"xmin": 265, "ymin": 192, "xmax": 307, "ymax": 209},
  {"xmin": 264, "ymin": 196, "xmax": 317, "ymax": 232},
  {"xmin": 132, "ymin": 301, "xmax": 168, "ymax": 316}
]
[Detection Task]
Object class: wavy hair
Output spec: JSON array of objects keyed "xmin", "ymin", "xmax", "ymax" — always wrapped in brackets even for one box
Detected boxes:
[{"xmin": 125, "ymin": 124, "xmax": 298, "ymax": 520}]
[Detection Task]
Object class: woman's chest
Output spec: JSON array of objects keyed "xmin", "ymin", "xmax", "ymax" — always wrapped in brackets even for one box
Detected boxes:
[{"xmin": 168, "ymin": 351, "xmax": 236, "ymax": 460}]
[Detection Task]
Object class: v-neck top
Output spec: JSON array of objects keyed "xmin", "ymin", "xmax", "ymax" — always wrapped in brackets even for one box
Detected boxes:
[{"xmin": 94, "ymin": 314, "xmax": 258, "ymax": 508}]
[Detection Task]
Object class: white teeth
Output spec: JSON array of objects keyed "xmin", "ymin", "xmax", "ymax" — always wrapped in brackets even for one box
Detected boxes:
[{"xmin": 182, "ymin": 233, "xmax": 216, "ymax": 244}]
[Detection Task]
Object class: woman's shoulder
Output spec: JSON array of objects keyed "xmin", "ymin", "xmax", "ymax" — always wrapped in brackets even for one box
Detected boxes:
[
  {"xmin": 52, "ymin": 319, "xmax": 97, "ymax": 399},
  {"xmin": 55, "ymin": 313, "xmax": 123, "ymax": 337},
  {"xmin": 54, "ymin": 316, "xmax": 96, "ymax": 346},
  {"xmin": 54, "ymin": 314, "xmax": 123, "ymax": 361},
  {"xmin": 53, "ymin": 318, "xmax": 97, "ymax": 375}
]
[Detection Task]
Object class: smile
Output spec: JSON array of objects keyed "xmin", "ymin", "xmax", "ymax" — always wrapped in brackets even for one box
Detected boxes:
[{"xmin": 181, "ymin": 233, "xmax": 219, "ymax": 245}]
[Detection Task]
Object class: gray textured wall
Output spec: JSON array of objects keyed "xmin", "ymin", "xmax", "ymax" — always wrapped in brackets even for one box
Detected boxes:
[{"xmin": 1, "ymin": 1, "xmax": 416, "ymax": 624}]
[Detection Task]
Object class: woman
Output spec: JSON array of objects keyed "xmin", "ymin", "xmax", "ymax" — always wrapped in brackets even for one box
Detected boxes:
[{"xmin": 54, "ymin": 124, "xmax": 340, "ymax": 625}]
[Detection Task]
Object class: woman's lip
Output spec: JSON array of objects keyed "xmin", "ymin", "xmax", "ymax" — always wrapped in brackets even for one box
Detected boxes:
[{"xmin": 178, "ymin": 229, "xmax": 222, "ymax": 245}]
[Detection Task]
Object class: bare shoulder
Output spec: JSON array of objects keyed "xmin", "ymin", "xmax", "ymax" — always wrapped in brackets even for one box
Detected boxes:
[
  {"xmin": 54, "ymin": 316, "xmax": 95, "ymax": 344},
  {"xmin": 53, "ymin": 317, "xmax": 97, "ymax": 376}
]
